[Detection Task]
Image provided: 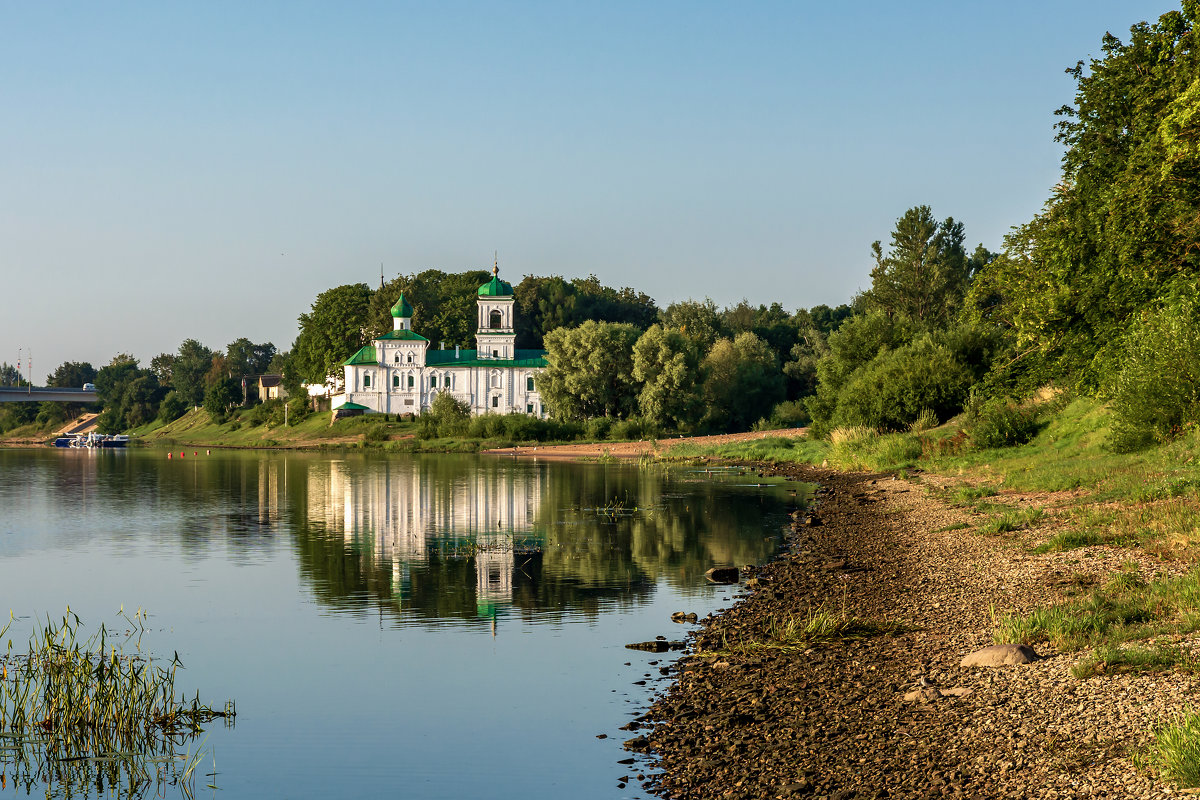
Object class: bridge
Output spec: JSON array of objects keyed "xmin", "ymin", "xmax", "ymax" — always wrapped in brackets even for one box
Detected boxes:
[{"xmin": 0, "ymin": 387, "xmax": 98, "ymax": 403}]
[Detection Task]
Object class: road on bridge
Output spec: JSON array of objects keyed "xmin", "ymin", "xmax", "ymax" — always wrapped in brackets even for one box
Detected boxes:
[{"xmin": 0, "ymin": 387, "xmax": 99, "ymax": 403}]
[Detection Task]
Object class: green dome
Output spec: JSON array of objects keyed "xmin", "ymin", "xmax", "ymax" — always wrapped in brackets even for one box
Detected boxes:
[
  {"xmin": 477, "ymin": 276, "xmax": 513, "ymax": 297},
  {"xmin": 390, "ymin": 293, "xmax": 414, "ymax": 317}
]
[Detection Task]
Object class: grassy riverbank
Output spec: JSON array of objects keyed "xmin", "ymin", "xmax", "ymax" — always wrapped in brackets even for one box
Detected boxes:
[{"xmin": 653, "ymin": 395, "xmax": 1200, "ymax": 790}]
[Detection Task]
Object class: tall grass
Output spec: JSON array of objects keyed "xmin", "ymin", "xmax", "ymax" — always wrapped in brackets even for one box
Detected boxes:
[{"xmin": 0, "ymin": 609, "xmax": 233, "ymax": 797}]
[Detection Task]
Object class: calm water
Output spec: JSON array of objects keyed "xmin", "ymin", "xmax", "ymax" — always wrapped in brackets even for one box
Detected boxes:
[{"xmin": 0, "ymin": 448, "xmax": 811, "ymax": 799}]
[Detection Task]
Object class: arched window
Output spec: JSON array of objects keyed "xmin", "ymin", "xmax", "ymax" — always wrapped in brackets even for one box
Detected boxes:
[
  {"xmin": 490, "ymin": 371, "xmax": 502, "ymax": 389},
  {"xmin": 392, "ymin": 375, "xmax": 399, "ymax": 388},
  {"xmin": 526, "ymin": 376, "xmax": 534, "ymax": 391},
  {"xmin": 363, "ymin": 374, "xmax": 371, "ymax": 389},
  {"xmin": 407, "ymin": 374, "xmax": 414, "ymax": 388},
  {"xmin": 430, "ymin": 375, "xmax": 437, "ymax": 388},
  {"xmin": 394, "ymin": 354, "xmax": 400, "ymax": 364},
  {"xmin": 407, "ymin": 353, "xmax": 413, "ymax": 363},
  {"xmin": 489, "ymin": 309, "xmax": 502, "ymax": 329}
]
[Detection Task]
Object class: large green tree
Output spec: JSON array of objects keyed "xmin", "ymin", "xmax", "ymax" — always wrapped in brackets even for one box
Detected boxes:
[
  {"xmin": 701, "ymin": 332, "xmax": 785, "ymax": 432},
  {"xmin": 632, "ymin": 324, "xmax": 704, "ymax": 430},
  {"xmin": 862, "ymin": 205, "xmax": 970, "ymax": 327},
  {"xmin": 294, "ymin": 283, "xmax": 373, "ymax": 384},
  {"xmin": 95, "ymin": 354, "xmax": 163, "ymax": 432},
  {"xmin": 539, "ymin": 321, "xmax": 641, "ymax": 420},
  {"xmin": 970, "ymin": 4, "xmax": 1200, "ymax": 387},
  {"xmin": 173, "ymin": 339, "xmax": 216, "ymax": 407},
  {"xmin": 225, "ymin": 338, "xmax": 277, "ymax": 377}
]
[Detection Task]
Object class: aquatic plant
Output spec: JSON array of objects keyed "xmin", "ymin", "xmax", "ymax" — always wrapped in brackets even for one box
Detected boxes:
[{"xmin": 0, "ymin": 608, "xmax": 234, "ymax": 797}]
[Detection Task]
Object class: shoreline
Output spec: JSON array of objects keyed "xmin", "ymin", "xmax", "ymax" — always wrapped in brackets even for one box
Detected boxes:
[{"xmin": 635, "ymin": 463, "xmax": 1186, "ymax": 799}]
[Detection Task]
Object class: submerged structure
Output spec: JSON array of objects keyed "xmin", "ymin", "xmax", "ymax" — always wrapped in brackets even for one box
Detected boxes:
[{"xmin": 337, "ymin": 265, "xmax": 546, "ymax": 416}]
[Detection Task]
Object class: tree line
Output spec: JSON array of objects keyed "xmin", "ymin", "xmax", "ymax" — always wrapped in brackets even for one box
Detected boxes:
[{"xmin": 7, "ymin": 3, "xmax": 1195, "ymax": 448}]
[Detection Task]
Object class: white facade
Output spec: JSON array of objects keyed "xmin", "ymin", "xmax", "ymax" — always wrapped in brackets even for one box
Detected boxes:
[{"xmin": 337, "ymin": 268, "xmax": 546, "ymax": 417}]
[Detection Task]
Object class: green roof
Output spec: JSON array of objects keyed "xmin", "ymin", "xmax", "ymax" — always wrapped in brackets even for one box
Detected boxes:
[
  {"xmin": 426, "ymin": 348, "xmax": 546, "ymax": 368},
  {"xmin": 376, "ymin": 329, "xmax": 429, "ymax": 341},
  {"xmin": 477, "ymin": 275, "xmax": 513, "ymax": 297},
  {"xmin": 390, "ymin": 293, "xmax": 414, "ymax": 317},
  {"xmin": 343, "ymin": 345, "xmax": 378, "ymax": 366},
  {"xmin": 338, "ymin": 401, "xmax": 372, "ymax": 411}
]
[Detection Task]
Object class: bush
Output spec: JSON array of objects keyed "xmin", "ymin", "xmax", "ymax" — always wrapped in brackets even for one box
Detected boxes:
[
  {"xmin": 964, "ymin": 396, "xmax": 1040, "ymax": 449},
  {"xmin": 585, "ymin": 417, "xmax": 613, "ymax": 440},
  {"xmin": 831, "ymin": 335, "xmax": 973, "ymax": 431},
  {"xmin": 610, "ymin": 417, "xmax": 659, "ymax": 441},
  {"xmin": 754, "ymin": 399, "xmax": 811, "ymax": 431},
  {"xmin": 1105, "ymin": 288, "xmax": 1200, "ymax": 452}
]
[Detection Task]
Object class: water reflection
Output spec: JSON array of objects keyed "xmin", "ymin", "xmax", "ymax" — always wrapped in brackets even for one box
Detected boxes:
[{"xmin": 295, "ymin": 455, "xmax": 806, "ymax": 625}]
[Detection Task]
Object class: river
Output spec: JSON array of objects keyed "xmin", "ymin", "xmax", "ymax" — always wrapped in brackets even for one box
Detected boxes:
[{"xmin": 0, "ymin": 447, "xmax": 811, "ymax": 799}]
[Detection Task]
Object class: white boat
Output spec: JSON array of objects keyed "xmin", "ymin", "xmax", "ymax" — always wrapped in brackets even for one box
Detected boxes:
[{"xmin": 53, "ymin": 432, "xmax": 130, "ymax": 448}]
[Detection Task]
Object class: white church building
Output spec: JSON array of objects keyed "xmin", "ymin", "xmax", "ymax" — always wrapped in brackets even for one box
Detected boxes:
[{"xmin": 335, "ymin": 267, "xmax": 547, "ymax": 417}]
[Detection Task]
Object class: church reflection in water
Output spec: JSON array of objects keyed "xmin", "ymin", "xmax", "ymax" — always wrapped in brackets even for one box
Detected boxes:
[
  {"xmin": 303, "ymin": 458, "xmax": 544, "ymax": 620},
  {"xmin": 294, "ymin": 455, "xmax": 793, "ymax": 625}
]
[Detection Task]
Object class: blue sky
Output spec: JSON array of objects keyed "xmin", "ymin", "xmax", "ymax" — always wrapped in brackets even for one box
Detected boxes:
[{"xmin": 0, "ymin": 1, "xmax": 1175, "ymax": 378}]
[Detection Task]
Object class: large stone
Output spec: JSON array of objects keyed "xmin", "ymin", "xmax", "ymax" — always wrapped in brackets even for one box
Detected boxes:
[
  {"xmin": 960, "ymin": 643, "xmax": 1041, "ymax": 667},
  {"xmin": 705, "ymin": 566, "xmax": 740, "ymax": 584}
]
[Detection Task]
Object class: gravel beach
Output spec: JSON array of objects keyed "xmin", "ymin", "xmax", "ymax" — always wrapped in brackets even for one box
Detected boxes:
[{"xmin": 637, "ymin": 465, "xmax": 1191, "ymax": 799}]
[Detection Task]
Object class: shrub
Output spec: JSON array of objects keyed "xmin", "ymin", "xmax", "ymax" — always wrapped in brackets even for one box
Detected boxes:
[
  {"xmin": 754, "ymin": 400, "xmax": 811, "ymax": 431},
  {"xmin": 1105, "ymin": 288, "xmax": 1200, "ymax": 452},
  {"xmin": 610, "ymin": 417, "xmax": 660, "ymax": 441},
  {"xmin": 585, "ymin": 417, "xmax": 613, "ymax": 440},
  {"xmin": 831, "ymin": 335, "xmax": 973, "ymax": 431},
  {"xmin": 964, "ymin": 397, "xmax": 1040, "ymax": 449}
]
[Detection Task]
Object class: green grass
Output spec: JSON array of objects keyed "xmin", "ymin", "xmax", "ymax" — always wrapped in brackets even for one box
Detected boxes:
[
  {"xmin": 977, "ymin": 508, "xmax": 1045, "ymax": 536},
  {"xmin": 993, "ymin": 568, "xmax": 1200, "ymax": 651},
  {"xmin": 1071, "ymin": 641, "xmax": 1195, "ymax": 679},
  {"xmin": 698, "ymin": 606, "xmax": 900, "ymax": 656},
  {"xmin": 1148, "ymin": 707, "xmax": 1200, "ymax": 787}
]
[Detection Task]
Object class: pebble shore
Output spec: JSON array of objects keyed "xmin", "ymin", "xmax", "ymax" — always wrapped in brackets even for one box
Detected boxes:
[{"xmin": 636, "ymin": 465, "xmax": 1192, "ymax": 799}]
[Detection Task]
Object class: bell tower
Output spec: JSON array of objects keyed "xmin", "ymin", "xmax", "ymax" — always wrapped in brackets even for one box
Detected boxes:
[{"xmin": 475, "ymin": 258, "xmax": 516, "ymax": 360}]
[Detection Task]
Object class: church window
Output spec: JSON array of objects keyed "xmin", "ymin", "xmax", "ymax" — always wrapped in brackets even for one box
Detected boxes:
[
  {"xmin": 490, "ymin": 372, "xmax": 501, "ymax": 388},
  {"xmin": 363, "ymin": 374, "xmax": 371, "ymax": 388},
  {"xmin": 492, "ymin": 349, "xmax": 499, "ymax": 358},
  {"xmin": 526, "ymin": 376, "xmax": 534, "ymax": 391},
  {"xmin": 430, "ymin": 375, "xmax": 437, "ymax": 388},
  {"xmin": 407, "ymin": 375, "xmax": 414, "ymax": 388},
  {"xmin": 492, "ymin": 395, "xmax": 499, "ymax": 408},
  {"xmin": 527, "ymin": 403, "xmax": 534, "ymax": 414},
  {"xmin": 490, "ymin": 310, "xmax": 502, "ymax": 329},
  {"xmin": 407, "ymin": 354, "xmax": 413, "ymax": 363},
  {"xmin": 392, "ymin": 375, "xmax": 399, "ymax": 388}
]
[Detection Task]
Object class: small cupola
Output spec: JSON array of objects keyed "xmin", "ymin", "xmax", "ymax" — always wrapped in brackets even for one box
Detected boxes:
[{"xmin": 390, "ymin": 293, "xmax": 414, "ymax": 331}]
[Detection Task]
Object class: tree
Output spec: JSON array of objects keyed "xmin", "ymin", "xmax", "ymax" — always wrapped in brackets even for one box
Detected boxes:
[
  {"xmin": 632, "ymin": 324, "xmax": 704, "ymax": 430},
  {"xmin": 514, "ymin": 274, "xmax": 659, "ymax": 349},
  {"xmin": 293, "ymin": 283, "xmax": 373, "ymax": 384},
  {"xmin": 0, "ymin": 363, "xmax": 22, "ymax": 387},
  {"xmin": 95, "ymin": 354, "xmax": 163, "ymax": 433},
  {"xmin": 659, "ymin": 299, "xmax": 726, "ymax": 349},
  {"xmin": 149, "ymin": 353, "xmax": 177, "ymax": 387},
  {"xmin": 970, "ymin": 5, "xmax": 1200, "ymax": 387},
  {"xmin": 173, "ymin": 339, "xmax": 215, "ymax": 407},
  {"xmin": 368, "ymin": 270, "xmax": 489, "ymax": 346},
  {"xmin": 46, "ymin": 361, "xmax": 96, "ymax": 389},
  {"xmin": 539, "ymin": 321, "xmax": 641, "ymax": 420},
  {"xmin": 701, "ymin": 333, "xmax": 785, "ymax": 432},
  {"xmin": 861, "ymin": 206, "xmax": 970, "ymax": 327},
  {"xmin": 204, "ymin": 376, "xmax": 241, "ymax": 421},
  {"xmin": 225, "ymin": 338, "xmax": 277, "ymax": 377}
]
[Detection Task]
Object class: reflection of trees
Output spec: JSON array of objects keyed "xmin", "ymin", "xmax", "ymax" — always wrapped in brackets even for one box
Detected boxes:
[
  {"xmin": 26, "ymin": 449, "xmax": 807, "ymax": 625},
  {"xmin": 288, "ymin": 456, "xmax": 809, "ymax": 623}
]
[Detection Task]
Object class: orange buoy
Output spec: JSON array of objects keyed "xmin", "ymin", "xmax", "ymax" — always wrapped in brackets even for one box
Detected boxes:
[{"xmin": 167, "ymin": 452, "xmax": 172, "ymax": 459}]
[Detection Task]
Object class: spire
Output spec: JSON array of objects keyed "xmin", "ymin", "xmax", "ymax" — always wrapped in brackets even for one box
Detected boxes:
[
  {"xmin": 493, "ymin": 251, "xmax": 499, "ymax": 278},
  {"xmin": 380, "ymin": 263, "xmax": 384, "ymax": 290}
]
